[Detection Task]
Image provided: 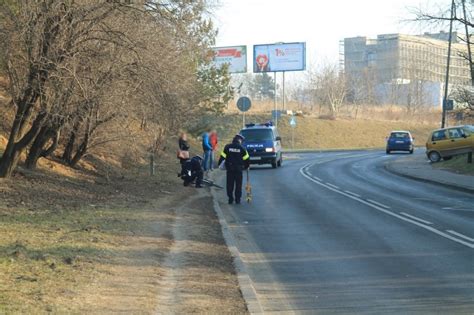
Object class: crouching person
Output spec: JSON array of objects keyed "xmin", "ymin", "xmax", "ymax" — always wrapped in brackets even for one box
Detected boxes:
[{"xmin": 180, "ymin": 156, "xmax": 204, "ymax": 188}]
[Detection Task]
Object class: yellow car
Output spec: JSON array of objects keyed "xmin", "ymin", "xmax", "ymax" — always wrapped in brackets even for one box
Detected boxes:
[{"xmin": 426, "ymin": 125, "xmax": 474, "ymax": 162}]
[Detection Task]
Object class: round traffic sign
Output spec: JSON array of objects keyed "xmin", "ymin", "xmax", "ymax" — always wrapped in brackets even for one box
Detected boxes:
[
  {"xmin": 290, "ymin": 116, "xmax": 296, "ymax": 127},
  {"xmin": 237, "ymin": 96, "xmax": 251, "ymax": 112}
]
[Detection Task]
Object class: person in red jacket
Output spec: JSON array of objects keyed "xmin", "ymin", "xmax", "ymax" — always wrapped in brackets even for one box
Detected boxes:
[{"xmin": 209, "ymin": 130, "xmax": 218, "ymax": 171}]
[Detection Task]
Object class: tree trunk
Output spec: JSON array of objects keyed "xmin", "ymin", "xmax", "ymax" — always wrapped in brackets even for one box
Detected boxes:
[
  {"xmin": 0, "ymin": 110, "xmax": 46, "ymax": 177},
  {"xmin": 62, "ymin": 120, "xmax": 80, "ymax": 164},
  {"xmin": 69, "ymin": 135, "xmax": 89, "ymax": 167},
  {"xmin": 25, "ymin": 126, "xmax": 59, "ymax": 169}
]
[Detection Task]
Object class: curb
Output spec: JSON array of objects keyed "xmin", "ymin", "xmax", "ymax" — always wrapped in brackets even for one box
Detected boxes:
[
  {"xmin": 282, "ymin": 148, "xmax": 383, "ymax": 154},
  {"xmin": 384, "ymin": 163, "xmax": 474, "ymax": 194},
  {"xmin": 210, "ymin": 185, "xmax": 264, "ymax": 314}
]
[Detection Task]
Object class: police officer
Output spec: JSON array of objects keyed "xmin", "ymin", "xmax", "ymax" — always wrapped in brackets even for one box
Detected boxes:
[
  {"xmin": 180, "ymin": 156, "xmax": 204, "ymax": 188},
  {"xmin": 218, "ymin": 134, "xmax": 250, "ymax": 204}
]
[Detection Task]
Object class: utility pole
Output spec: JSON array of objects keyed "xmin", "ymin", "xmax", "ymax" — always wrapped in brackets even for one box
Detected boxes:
[
  {"xmin": 462, "ymin": 0, "xmax": 474, "ymax": 86},
  {"xmin": 442, "ymin": 0, "xmax": 455, "ymax": 128},
  {"xmin": 462, "ymin": 0, "xmax": 473, "ymax": 164}
]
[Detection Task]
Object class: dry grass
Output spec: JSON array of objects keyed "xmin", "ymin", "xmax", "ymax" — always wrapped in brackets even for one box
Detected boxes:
[
  {"xmin": 226, "ymin": 100, "xmax": 444, "ymax": 125},
  {"xmin": 0, "ymin": 88, "xmax": 246, "ymax": 314},
  {"xmin": 433, "ymin": 153, "xmax": 474, "ymax": 175},
  {"xmin": 207, "ymin": 112, "xmax": 438, "ymax": 151}
]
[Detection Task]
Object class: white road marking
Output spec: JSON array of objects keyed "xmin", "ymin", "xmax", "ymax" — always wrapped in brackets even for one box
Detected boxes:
[
  {"xmin": 446, "ymin": 230, "xmax": 474, "ymax": 243},
  {"xmin": 367, "ymin": 199, "xmax": 391, "ymax": 209},
  {"xmin": 399, "ymin": 212, "xmax": 433, "ymax": 225},
  {"xmin": 344, "ymin": 191, "xmax": 361, "ymax": 198},
  {"xmin": 312, "ymin": 176, "xmax": 322, "ymax": 182},
  {"xmin": 299, "ymin": 163, "xmax": 474, "ymax": 249},
  {"xmin": 326, "ymin": 183, "xmax": 340, "ymax": 189}
]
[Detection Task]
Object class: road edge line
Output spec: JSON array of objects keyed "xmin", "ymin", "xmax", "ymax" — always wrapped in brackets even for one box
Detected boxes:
[{"xmin": 210, "ymin": 187, "xmax": 264, "ymax": 314}]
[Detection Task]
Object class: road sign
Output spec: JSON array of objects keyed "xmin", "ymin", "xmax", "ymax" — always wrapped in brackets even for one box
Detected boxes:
[
  {"xmin": 289, "ymin": 116, "xmax": 296, "ymax": 128},
  {"xmin": 443, "ymin": 99, "xmax": 454, "ymax": 111},
  {"xmin": 237, "ymin": 96, "xmax": 251, "ymax": 112},
  {"xmin": 272, "ymin": 110, "xmax": 281, "ymax": 121}
]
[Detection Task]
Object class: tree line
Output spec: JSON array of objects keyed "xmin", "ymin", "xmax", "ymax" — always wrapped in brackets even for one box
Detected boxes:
[{"xmin": 0, "ymin": 0, "xmax": 232, "ymax": 178}]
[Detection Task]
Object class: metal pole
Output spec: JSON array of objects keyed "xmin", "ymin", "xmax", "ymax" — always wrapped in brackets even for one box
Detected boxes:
[
  {"xmin": 442, "ymin": 0, "xmax": 455, "ymax": 128},
  {"xmin": 274, "ymin": 71, "xmax": 278, "ymax": 127},
  {"xmin": 291, "ymin": 128, "xmax": 294, "ymax": 149},
  {"xmin": 462, "ymin": 0, "xmax": 474, "ymax": 86},
  {"xmin": 149, "ymin": 153, "xmax": 155, "ymax": 176},
  {"xmin": 282, "ymin": 71, "xmax": 286, "ymax": 111},
  {"xmin": 243, "ymin": 111, "xmax": 246, "ymax": 128}
]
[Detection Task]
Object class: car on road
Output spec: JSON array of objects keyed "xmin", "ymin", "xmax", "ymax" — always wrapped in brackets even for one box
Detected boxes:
[
  {"xmin": 386, "ymin": 131, "xmax": 415, "ymax": 154},
  {"xmin": 239, "ymin": 122, "xmax": 282, "ymax": 168},
  {"xmin": 425, "ymin": 125, "xmax": 474, "ymax": 162}
]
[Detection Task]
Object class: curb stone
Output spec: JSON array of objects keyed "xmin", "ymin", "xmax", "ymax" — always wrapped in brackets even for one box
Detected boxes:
[{"xmin": 210, "ymin": 184, "xmax": 264, "ymax": 314}]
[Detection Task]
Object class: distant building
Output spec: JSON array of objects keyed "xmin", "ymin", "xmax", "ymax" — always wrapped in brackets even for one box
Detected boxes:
[{"xmin": 343, "ymin": 32, "xmax": 471, "ymax": 108}]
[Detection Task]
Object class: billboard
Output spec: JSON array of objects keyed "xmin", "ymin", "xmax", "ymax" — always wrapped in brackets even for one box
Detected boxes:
[
  {"xmin": 253, "ymin": 42, "xmax": 306, "ymax": 73},
  {"xmin": 212, "ymin": 46, "xmax": 247, "ymax": 73}
]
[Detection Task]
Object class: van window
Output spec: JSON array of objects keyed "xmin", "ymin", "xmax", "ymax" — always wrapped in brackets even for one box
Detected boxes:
[
  {"xmin": 432, "ymin": 130, "xmax": 447, "ymax": 141},
  {"xmin": 240, "ymin": 129, "xmax": 274, "ymax": 141}
]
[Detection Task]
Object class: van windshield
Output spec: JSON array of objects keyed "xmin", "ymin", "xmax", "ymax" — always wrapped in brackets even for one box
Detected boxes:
[{"xmin": 240, "ymin": 129, "xmax": 273, "ymax": 141}]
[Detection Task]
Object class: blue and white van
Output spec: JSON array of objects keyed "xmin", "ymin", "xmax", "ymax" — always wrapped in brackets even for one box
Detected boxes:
[{"xmin": 239, "ymin": 122, "xmax": 283, "ymax": 168}]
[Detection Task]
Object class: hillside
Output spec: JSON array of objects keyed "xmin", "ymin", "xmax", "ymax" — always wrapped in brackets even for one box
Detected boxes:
[{"xmin": 197, "ymin": 113, "xmax": 438, "ymax": 150}]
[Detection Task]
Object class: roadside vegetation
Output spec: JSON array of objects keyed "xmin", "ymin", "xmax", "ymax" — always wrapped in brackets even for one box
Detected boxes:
[
  {"xmin": 433, "ymin": 153, "xmax": 474, "ymax": 175},
  {"xmin": 194, "ymin": 110, "xmax": 438, "ymax": 151}
]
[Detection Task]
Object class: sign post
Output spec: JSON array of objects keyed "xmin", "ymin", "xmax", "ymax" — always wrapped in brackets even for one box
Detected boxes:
[
  {"xmin": 289, "ymin": 116, "xmax": 296, "ymax": 149},
  {"xmin": 237, "ymin": 96, "xmax": 252, "ymax": 128}
]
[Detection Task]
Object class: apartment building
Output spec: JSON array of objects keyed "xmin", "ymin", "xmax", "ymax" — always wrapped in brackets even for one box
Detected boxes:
[{"xmin": 343, "ymin": 32, "xmax": 471, "ymax": 107}]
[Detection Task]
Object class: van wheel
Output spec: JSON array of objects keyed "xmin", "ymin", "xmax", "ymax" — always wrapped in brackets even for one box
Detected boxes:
[
  {"xmin": 271, "ymin": 159, "xmax": 277, "ymax": 168},
  {"xmin": 277, "ymin": 157, "xmax": 282, "ymax": 167},
  {"xmin": 386, "ymin": 150, "xmax": 390, "ymax": 154},
  {"xmin": 428, "ymin": 151, "xmax": 441, "ymax": 163},
  {"xmin": 409, "ymin": 149, "xmax": 414, "ymax": 154}
]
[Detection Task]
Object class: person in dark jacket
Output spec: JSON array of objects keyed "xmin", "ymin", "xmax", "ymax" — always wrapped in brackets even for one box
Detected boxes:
[
  {"xmin": 180, "ymin": 156, "xmax": 203, "ymax": 188},
  {"xmin": 202, "ymin": 130, "xmax": 212, "ymax": 171},
  {"xmin": 178, "ymin": 132, "xmax": 190, "ymax": 165},
  {"xmin": 218, "ymin": 134, "xmax": 250, "ymax": 204}
]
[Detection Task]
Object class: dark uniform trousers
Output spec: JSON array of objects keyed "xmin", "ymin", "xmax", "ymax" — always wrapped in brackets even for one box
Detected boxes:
[
  {"xmin": 218, "ymin": 140, "xmax": 250, "ymax": 203},
  {"xmin": 226, "ymin": 170, "xmax": 243, "ymax": 201}
]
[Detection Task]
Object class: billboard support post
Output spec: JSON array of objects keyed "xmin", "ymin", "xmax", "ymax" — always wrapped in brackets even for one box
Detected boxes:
[
  {"xmin": 274, "ymin": 72, "xmax": 278, "ymax": 127},
  {"xmin": 282, "ymin": 71, "xmax": 286, "ymax": 111}
]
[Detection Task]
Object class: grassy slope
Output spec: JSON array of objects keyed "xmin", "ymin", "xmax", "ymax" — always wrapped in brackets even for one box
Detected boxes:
[
  {"xmin": 208, "ymin": 113, "xmax": 437, "ymax": 150},
  {"xmin": 0, "ymin": 83, "xmax": 245, "ymax": 312},
  {"xmin": 433, "ymin": 154, "xmax": 474, "ymax": 175}
]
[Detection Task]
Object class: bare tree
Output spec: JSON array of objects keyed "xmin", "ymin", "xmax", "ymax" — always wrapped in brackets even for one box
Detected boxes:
[
  {"xmin": 308, "ymin": 62, "xmax": 347, "ymax": 118},
  {"xmin": 410, "ymin": 0, "xmax": 473, "ymax": 116}
]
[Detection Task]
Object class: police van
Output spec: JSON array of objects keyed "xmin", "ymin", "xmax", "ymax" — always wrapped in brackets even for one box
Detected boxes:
[{"xmin": 239, "ymin": 122, "xmax": 283, "ymax": 168}]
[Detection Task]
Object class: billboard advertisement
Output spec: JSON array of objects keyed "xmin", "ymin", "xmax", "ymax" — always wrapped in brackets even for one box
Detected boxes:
[
  {"xmin": 212, "ymin": 46, "xmax": 247, "ymax": 73},
  {"xmin": 253, "ymin": 42, "xmax": 306, "ymax": 73}
]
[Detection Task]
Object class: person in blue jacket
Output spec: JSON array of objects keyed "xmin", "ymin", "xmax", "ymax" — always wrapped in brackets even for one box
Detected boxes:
[{"xmin": 202, "ymin": 130, "xmax": 212, "ymax": 171}]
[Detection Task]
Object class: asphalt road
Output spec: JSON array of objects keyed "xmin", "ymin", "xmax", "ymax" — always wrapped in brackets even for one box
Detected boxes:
[{"xmin": 215, "ymin": 150, "xmax": 474, "ymax": 314}]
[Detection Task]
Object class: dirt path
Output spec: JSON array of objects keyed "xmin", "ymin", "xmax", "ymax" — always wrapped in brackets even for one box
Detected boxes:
[{"xmin": 156, "ymin": 189, "xmax": 247, "ymax": 314}]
